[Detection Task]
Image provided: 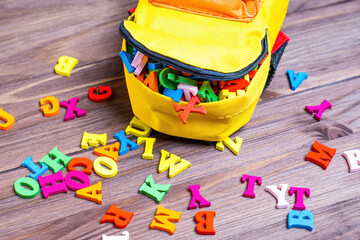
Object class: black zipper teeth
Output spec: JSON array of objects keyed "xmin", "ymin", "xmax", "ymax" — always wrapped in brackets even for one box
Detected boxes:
[{"xmin": 119, "ymin": 21, "xmax": 268, "ymax": 81}]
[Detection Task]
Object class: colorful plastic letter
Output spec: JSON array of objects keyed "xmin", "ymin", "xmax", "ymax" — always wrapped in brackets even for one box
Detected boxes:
[
  {"xmin": 40, "ymin": 96, "xmax": 60, "ymax": 117},
  {"xmin": 94, "ymin": 143, "xmax": 120, "ymax": 162},
  {"xmin": 137, "ymin": 137, "xmax": 156, "ymax": 160},
  {"xmin": 0, "ymin": 108, "xmax": 15, "ymax": 130},
  {"xmin": 343, "ymin": 149, "xmax": 360, "ymax": 173},
  {"xmin": 236, "ymin": 90, "xmax": 246, "ymax": 97},
  {"xmin": 244, "ymin": 74, "xmax": 250, "ymax": 81},
  {"xmin": 76, "ymin": 181, "xmax": 102, "ymax": 204},
  {"xmin": 159, "ymin": 68, "xmax": 182, "ymax": 90},
  {"xmin": 287, "ymin": 70, "xmax": 308, "ymax": 91},
  {"xmin": 139, "ymin": 174, "xmax": 171, "ymax": 203},
  {"xmin": 168, "ymin": 73, "xmax": 198, "ymax": 86},
  {"xmin": 288, "ymin": 210, "xmax": 313, "ymax": 231},
  {"xmin": 39, "ymin": 147, "xmax": 72, "ymax": 173},
  {"xmin": 150, "ymin": 205, "xmax": 182, "ymax": 235},
  {"xmin": 89, "ymin": 86, "xmax": 112, "ymax": 103},
  {"xmin": 127, "ymin": 45, "xmax": 136, "ymax": 56},
  {"xmin": 149, "ymin": 68, "xmax": 164, "ymax": 75},
  {"xmin": 241, "ymin": 175, "xmax": 262, "ymax": 198},
  {"xmin": 125, "ymin": 116, "xmax": 152, "ymax": 137},
  {"xmin": 174, "ymin": 96, "xmax": 206, "ymax": 124},
  {"xmin": 223, "ymin": 79, "xmax": 250, "ymax": 92},
  {"xmin": 194, "ymin": 211, "xmax": 216, "ymax": 235},
  {"xmin": 178, "ymin": 83, "xmax": 198, "ymax": 102},
  {"xmin": 198, "ymin": 81, "xmax": 218, "ymax": 102},
  {"xmin": 219, "ymin": 89, "xmax": 236, "ymax": 101},
  {"xmin": 131, "ymin": 51, "xmax": 145, "ymax": 68},
  {"xmin": 134, "ymin": 59, "xmax": 147, "ymax": 76},
  {"xmin": 65, "ymin": 171, "xmax": 90, "ymax": 191},
  {"xmin": 38, "ymin": 171, "xmax": 68, "ymax": 199},
  {"xmin": 102, "ymin": 231, "xmax": 129, "ymax": 240},
  {"xmin": 305, "ymin": 99, "xmax": 332, "ymax": 121},
  {"xmin": 163, "ymin": 88, "xmax": 183, "ymax": 103},
  {"xmin": 133, "ymin": 53, "xmax": 148, "ymax": 76},
  {"xmin": 305, "ymin": 141, "xmax": 336, "ymax": 170},
  {"xmin": 188, "ymin": 185, "xmax": 211, "ymax": 210},
  {"xmin": 148, "ymin": 62, "xmax": 166, "ymax": 70},
  {"xmin": 22, "ymin": 156, "xmax": 49, "ymax": 180},
  {"xmin": 55, "ymin": 56, "xmax": 78, "ymax": 77},
  {"xmin": 114, "ymin": 130, "xmax": 139, "ymax": 155},
  {"xmin": 223, "ymin": 137, "xmax": 243, "ymax": 155},
  {"xmin": 158, "ymin": 150, "xmax": 191, "ymax": 178},
  {"xmin": 216, "ymin": 137, "xmax": 243, "ymax": 155},
  {"xmin": 217, "ymin": 79, "xmax": 230, "ymax": 88},
  {"xmin": 59, "ymin": 97, "xmax": 86, "ymax": 121},
  {"xmin": 14, "ymin": 177, "xmax": 40, "ymax": 199},
  {"xmin": 215, "ymin": 141, "xmax": 225, "ymax": 151},
  {"xmin": 67, "ymin": 157, "xmax": 93, "ymax": 175},
  {"xmin": 265, "ymin": 184, "xmax": 289, "ymax": 209},
  {"xmin": 119, "ymin": 51, "xmax": 135, "ymax": 73},
  {"xmin": 142, "ymin": 71, "xmax": 159, "ymax": 93},
  {"xmin": 81, "ymin": 132, "xmax": 107, "ymax": 149},
  {"xmin": 289, "ymin": 187, "xmax": 310, "ymax": 211},
  {"xmin": 94, "ymin": 157, "xmax": 118, "ymax": 178},
  {"xmin": 101, "ymin": 203, "xmax": 134, "ymax": 229}
]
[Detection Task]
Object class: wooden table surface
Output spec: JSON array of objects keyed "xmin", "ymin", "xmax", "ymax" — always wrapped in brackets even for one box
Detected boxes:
[{"xmin": 1, "ymin": 0, "xmax": 360, "ymax": 239}]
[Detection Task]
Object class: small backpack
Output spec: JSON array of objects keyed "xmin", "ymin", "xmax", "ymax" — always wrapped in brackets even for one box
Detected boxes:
[{"xmin": 119, "ymin": 0, "xmax": 289, "ymax": 141}]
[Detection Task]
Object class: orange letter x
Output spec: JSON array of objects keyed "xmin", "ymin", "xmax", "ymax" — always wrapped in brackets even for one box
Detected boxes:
[{"xmin": 173, "ymin": 96, "xmax": 206, "ymax": 124}]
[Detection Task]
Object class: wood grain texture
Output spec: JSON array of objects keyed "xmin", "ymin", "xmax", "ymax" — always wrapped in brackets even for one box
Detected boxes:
[{"xmin": 0, "ymin": 0, "xmax": 359, "ymax": 239}]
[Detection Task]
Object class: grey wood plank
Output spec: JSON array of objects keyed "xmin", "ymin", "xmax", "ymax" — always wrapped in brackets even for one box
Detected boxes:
[{"xmin": 1, "ymin": 76, "xmax": 359, "ymax": 239}]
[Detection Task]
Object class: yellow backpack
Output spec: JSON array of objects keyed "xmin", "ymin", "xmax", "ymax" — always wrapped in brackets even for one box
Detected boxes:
[{"xmin": 120, "ymin": 0, "xmax": 289, "ymax": 141}]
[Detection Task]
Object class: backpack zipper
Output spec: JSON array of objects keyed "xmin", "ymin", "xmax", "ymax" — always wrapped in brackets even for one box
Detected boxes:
[{"xmin": 119, "ymin": 21, "xmax": 268, "ymax": 81}]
